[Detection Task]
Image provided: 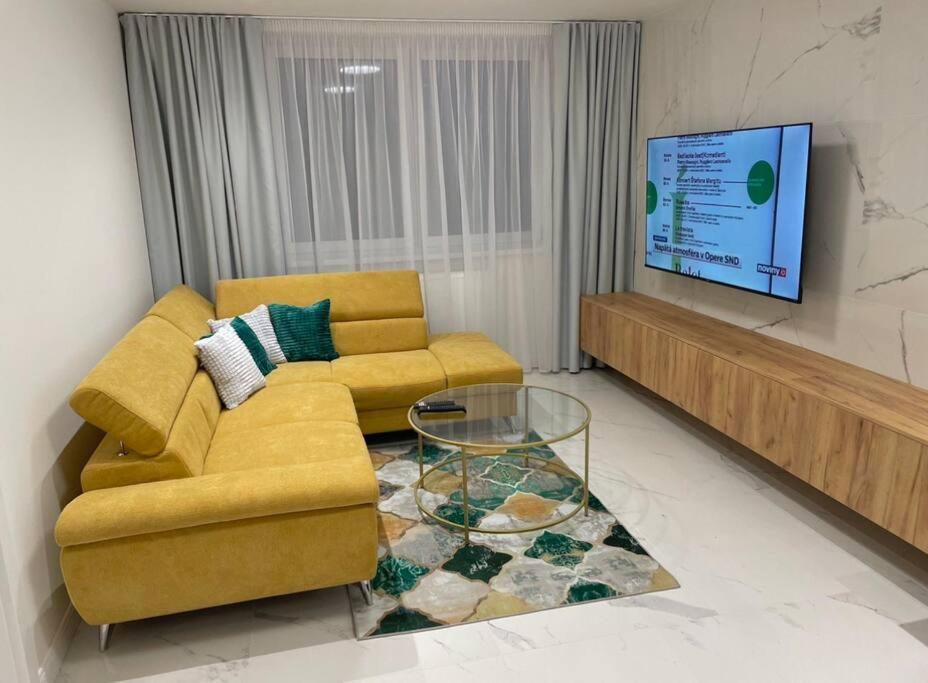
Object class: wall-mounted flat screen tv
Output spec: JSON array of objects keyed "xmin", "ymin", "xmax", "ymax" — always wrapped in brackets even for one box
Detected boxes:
[{"xmin": 645, "ymin": 123, "xmax": 812, "ymax": 302}]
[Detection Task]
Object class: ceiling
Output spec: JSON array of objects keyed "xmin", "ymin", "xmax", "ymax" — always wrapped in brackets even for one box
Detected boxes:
[{"xmin": 107, "ymin": 0, "xmax": 681, "ymax": 21}]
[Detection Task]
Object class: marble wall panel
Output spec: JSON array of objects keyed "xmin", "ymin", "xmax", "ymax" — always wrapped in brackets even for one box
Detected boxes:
[{"xmin": 636, "ymin": 0, "xmax": 928, "ymax": 388}]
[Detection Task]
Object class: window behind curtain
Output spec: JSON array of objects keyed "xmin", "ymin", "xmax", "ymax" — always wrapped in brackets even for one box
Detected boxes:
[
  {"xmin": 420, "ymin": 60, "xmax": 533, "ymax": 240},
  {"xmin": 275, "ymin": 58, "xmax": 406, "ymax": 245},
  {"xmin": 267, "ymin": 33, "xmax": 543, "ymax": 268}
]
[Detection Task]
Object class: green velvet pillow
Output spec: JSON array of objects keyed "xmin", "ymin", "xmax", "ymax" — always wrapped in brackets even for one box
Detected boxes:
[
  {"xmin": 230, "ymin": 317, "xmax": 277, "ymax": 376},
  {"xmin": 268, "ymin": 300, "xmax": 339, "ymax": 362}
]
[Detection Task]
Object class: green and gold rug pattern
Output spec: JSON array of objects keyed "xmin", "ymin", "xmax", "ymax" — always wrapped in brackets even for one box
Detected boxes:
[{"xmin": 348, "ymin": 439, "xmax": 678, "ymax": 638}]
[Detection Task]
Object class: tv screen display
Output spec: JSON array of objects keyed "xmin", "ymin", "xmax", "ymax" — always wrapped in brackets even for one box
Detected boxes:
[{"xmin": 645, "ymin": 123, "xmax": 812, "ymax": 302}]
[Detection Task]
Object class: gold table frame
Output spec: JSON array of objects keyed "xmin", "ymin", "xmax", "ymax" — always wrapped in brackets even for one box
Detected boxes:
[{"xmin": 408, "ymin": 384, "xmax": 592, "ymax": 544}]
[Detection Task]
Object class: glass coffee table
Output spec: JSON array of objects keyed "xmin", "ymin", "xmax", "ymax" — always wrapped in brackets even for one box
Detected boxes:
[{"xmin": 408, "ymin": 383, "xmax": 591, "ymax": 543}]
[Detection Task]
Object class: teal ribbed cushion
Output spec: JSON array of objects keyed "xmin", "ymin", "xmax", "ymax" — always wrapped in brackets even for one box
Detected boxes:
[
  {"xmin": 268, "ymin": 300, "xmax": 339, "ymax": 362},
  {"xmin": 230, "ymin": 316, "xmax": 276, "ymax": 376}
]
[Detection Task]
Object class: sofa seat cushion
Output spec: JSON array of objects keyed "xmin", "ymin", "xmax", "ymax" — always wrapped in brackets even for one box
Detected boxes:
[
  {"xmin": 215, "ymin": 383, "xmax": 357, "ymax": 435},
  {"xmin": 428, "ymin": 332, "xmax": 523, "ymax": 388},
  {"xmin": 265, "ymin": 361, "xmax": 332, "ymax": 386},
  {"xmin": 205, "ymin": 420, "xmax": 367, "ymax": 474},
  {"xmin": 331, "ymin": 350, "xmax": 446, "ymax": 411}
]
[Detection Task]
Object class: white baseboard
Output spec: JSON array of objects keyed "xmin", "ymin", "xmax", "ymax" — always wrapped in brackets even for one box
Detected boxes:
[{"xmin": 37, "ymin": 604, "xmax": 80, "ymax": 683}]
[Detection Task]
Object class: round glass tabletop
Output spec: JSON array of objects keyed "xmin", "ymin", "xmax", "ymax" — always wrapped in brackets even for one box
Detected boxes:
[{"xmin": 408, "ymin": 383, "xmax": 591, "ymax": 449}]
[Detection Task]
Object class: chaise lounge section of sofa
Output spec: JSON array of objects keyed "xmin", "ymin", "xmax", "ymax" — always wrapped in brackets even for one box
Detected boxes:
[{"xmin": 56, "ymin": 270, "xmax": 522, "ymax": 645}]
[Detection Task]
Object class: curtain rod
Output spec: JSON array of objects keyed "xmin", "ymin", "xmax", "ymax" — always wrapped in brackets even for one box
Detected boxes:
[{"xmin": 121, "ymin": 12, "xmax": 638, "ymax": 25}]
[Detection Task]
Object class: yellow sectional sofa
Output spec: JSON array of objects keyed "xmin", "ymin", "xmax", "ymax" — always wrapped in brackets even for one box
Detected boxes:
[{"xmin": 56, "ymin": 270, "xmax": 522, "ymax": 649}]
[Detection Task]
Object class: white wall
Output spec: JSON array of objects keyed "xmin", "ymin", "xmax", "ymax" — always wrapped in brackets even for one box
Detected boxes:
[
  {"xmin": 636, "ymin": 0, "xmax": 928, "ymax": 389},
  {"xmin": 0, "ymin": 0, "xmax": 153, "ymax": 680}
]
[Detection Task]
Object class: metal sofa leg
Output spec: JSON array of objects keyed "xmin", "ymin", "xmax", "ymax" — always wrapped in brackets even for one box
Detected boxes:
[
  {"xmin": 359, "ymin": 580, "xmax": 374, "ymax": 606},
  {"xmin": 99, "ymin": 623, "xmax": 113, "ymax": 652}
]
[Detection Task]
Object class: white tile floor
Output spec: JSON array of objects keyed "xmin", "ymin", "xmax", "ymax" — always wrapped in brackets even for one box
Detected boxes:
[{"xmin": 56, "ymin": 369, "xmax": 928, "ymax": 683}]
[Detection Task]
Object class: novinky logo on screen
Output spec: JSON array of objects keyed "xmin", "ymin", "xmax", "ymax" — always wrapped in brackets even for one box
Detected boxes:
[{"xmin": 756, "ymin": 263, "xmax": 787, "ymax": 277}]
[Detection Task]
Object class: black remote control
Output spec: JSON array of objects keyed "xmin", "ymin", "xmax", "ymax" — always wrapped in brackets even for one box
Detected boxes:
[{"xmin": 415, "ymin": 400, "xmax": 467, "ymax": 414}]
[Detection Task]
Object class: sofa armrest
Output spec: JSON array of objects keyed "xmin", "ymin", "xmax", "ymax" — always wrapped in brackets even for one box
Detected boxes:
[
  {"xmin": 428, "ymin": 332, "xmax": 523, "ymax": 388},
  {"xmin": 55, "ymin": 459, "xmax": 378, "ymax": 547}
]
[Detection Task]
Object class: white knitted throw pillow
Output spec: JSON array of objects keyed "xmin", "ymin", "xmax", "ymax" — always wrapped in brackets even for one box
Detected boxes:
[
  {"xmin": 209, "ymin": 304, "xmax": 286, "ymax": 364},
  {"xmin": 195, "ymin": 324, "xmax": 266, "ymax": 409}
]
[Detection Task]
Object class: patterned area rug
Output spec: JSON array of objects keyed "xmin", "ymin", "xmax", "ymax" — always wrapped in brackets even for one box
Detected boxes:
[{"xmin": 348, "ymin": 438, "xmax": 678, "ymax": 639}]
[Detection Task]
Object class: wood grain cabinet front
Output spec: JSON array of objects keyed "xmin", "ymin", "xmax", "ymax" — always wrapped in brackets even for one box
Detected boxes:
[{"xmin": 581, "ymin": 293, "xmax": 928, "ymax": 552}]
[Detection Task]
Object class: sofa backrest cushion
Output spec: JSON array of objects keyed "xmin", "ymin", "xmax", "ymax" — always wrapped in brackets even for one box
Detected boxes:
[
  {"xmin": 80, "ymin": 372, "xmax": 221, "ymax": 491},
  {"xmin": 146, "ymin": 285, "xmax": 215, "ymax": 340},
  {"xmin": 330, "ymin": 318, "xmax": 428, "ymax": 356},
  {"xmin": 215, "ymin": 271, "xmax": 427, "ymax": 356},
  {"xmin": 70, "ymin": 316, "xmax": 198, "ymax": 455},
  {"xmin": 163, "ymin": 370, "xmax": 222, "ymax": 476}
]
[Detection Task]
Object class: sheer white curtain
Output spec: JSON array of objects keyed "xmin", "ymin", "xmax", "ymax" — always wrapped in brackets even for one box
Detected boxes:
[{"xmin": 263, "ymin": 20, "xmax": 556, "ymax": 370}]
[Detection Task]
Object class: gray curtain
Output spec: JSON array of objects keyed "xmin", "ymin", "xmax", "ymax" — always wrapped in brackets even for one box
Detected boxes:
[
  {"xmin": 122, "ymin": 15, "xmax": 640, "ymax": 371},
  {"xmin": 552, "ymin": 22, "xmax": 640, "ymax": 372},
  {"xmin": 122, "ymin": 14, "xmax": 285, "ymax": 298}
]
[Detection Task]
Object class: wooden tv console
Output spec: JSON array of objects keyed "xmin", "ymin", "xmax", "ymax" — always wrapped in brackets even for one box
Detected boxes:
[{"xmin": 580, "ymin": 292, "xmax": 928, "ymax": 553}]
